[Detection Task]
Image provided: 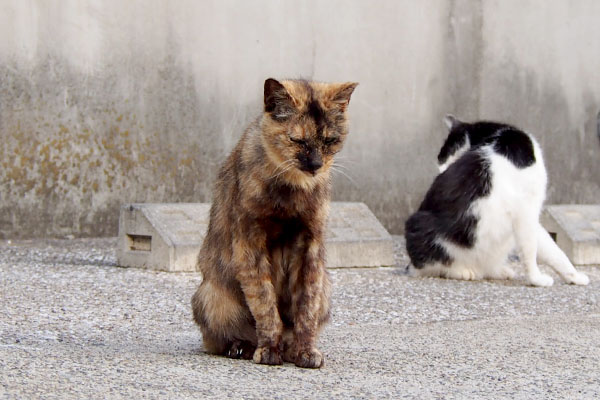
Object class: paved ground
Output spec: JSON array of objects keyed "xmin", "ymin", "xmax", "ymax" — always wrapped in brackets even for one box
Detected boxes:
[{"xmin": 1, "ymin": 236, "xmax": 599, "ymax": 399}]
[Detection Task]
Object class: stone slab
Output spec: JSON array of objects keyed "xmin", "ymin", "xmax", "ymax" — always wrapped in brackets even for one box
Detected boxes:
[
  {"xmin": 541, "ymin": 204, "xmax": 600, "ymax": 265},
  {"xmin": 117, "ymin": 202, "xmax": 395, "ymax": 272}
]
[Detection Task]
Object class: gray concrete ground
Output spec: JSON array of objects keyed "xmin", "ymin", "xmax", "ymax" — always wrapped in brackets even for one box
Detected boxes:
[{"xmin": 1, "ymin": 236, "xmax": 599, "ymax": 399}]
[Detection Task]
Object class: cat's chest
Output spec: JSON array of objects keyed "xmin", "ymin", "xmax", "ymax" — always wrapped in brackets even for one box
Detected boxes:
[
  {"xmin": 261, "ymin": 216, "xmax": 306, "ymax": 246},
  {"xmin": 259, "ymin": 181, "xmax": 320, "ymax": 217}
]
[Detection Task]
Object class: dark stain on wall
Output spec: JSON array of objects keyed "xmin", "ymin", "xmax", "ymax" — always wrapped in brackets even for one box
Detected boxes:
[{"xmin": 0, "ymin": 55, "xmax": 236, "ymax": 239}]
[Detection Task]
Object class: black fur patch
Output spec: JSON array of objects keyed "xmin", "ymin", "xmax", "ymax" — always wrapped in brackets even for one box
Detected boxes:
[
  {"xmin": 467, "ymin": 122, "xmax": 511, "ymax": 146},
  {"xmin": 405, "ymin": 150, "xmax": 492, "ymax": 268},
  {"xmin": 439, "ymin": 121, "xmax": 535, "ymax": 169},
  {"xmin": 491, "ymin": 128, "xmax": 535, "ymax": 168},
  {"xmin": 297, "ymin": 79, "xmax": 328, "ymax": 137},
  {"xmin": 307, "ymin": 100, "xmax": 326, "ymax": 128}
]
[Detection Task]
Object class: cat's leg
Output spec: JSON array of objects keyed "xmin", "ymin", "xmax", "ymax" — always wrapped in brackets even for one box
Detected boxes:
[
  {"xmin": 191, "ymin": 279, "xmax": 256, "ymax": 358},
  {"xmin": 234, "ymin": 242, "xmax": 284, "ymax": 366},
  {"xmin": 288, "ymin": 238, "xmax": 329, "ymax": 368},
  {"xmin": 513, "ymin": 218, "xmax": 553, "ymax": 286},
  {"xmin": 282, "ymin": 273, "xmax": 331, "ymax": 366},
  {"xmin": 536, "ymin": 225, "xmax": 589, "ymax": 285}
]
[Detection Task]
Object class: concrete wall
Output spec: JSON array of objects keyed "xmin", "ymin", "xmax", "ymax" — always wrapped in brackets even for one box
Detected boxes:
[{"xmin": 1, "ymin": 0, "xmax": 599, "ymax": 239}]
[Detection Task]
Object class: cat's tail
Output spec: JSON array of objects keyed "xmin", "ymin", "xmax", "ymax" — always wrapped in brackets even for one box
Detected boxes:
[
  {"xmin": 536, "ymin": 224, "xmax": 589, "ymax": 285},
  {"xmin": 405, "ymin": 211, "xmax": 451, "ymax": 270}
]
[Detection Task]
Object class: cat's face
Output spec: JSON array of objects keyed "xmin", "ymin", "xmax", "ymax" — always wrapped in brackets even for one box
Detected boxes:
[
  {"xmin": 261, "ymin": 79, "xmax": 357, "ymax": 185},
  {"xmin": 437, "ymin": 115, "xmax": 471, "ymax": 173}
]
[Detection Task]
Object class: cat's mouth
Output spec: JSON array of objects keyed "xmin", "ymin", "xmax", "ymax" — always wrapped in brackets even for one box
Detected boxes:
[{"xmin": 299, "ymin": 166, "xmax": 320, "ymax": 176}]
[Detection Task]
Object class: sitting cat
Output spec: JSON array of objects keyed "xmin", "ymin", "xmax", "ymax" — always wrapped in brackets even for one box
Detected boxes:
[
  {"xmin": 191, "ymin": 78, "xmax": 358, "ymax": 368},
  {"xmin": 405, "ymin": 115, "xmax": 589, "ymax": 287}
]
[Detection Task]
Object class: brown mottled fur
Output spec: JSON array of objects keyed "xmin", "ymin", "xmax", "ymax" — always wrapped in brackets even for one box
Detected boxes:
[{"xmin": 191, "ymin": 78, "xmax": 357, "ymax": 368}]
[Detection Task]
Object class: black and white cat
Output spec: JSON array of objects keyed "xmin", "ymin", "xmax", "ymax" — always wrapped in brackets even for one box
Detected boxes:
[{"xmin": 405, "ymin": 115, "xmax": 589, "ymax": 286}]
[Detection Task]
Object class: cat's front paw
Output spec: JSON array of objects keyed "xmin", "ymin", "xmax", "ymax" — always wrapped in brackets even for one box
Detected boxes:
[
  {"xmin": 528, "ymin": 272, "xmax": 554, "ymax": 287},
  {"xmin": 253, "ymin": 345, "xmax": 283, "ymax": 366},
  {"xmin": 564, "ymin": 271, "xmax": 590, "ymax": 286},
  {"xmin": 295, "ymin": 348, "xmax": 324, "ymax": 369}
]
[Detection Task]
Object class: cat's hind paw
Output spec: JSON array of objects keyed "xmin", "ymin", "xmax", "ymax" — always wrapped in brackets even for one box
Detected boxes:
[
  {"xmin": 563, "ymin": 271, "xmax": 590, "ymax": 286},
  {"xmin": 528, "ymin": 272, "xmax": 554, "ymax": 287},
  {"xmin": 295, "ymin": 348, "xmax": 324, "ymax": 369},
  {"xmin": 448, "ymin": 267, "xmax": 477, "ymax": 281},
  {"xmin": 225, "ymin": 340, "xmax": 256, "ymax": 360},
  {"xmin": 253, "ymin": 345, "xmax": 283, "ymax": 366}
]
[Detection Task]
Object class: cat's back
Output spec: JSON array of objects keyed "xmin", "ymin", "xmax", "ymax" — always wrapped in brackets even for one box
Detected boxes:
[
  {"xmin": 419, "ymin": 149, "xmax": 491, "ymax": 215},
  {"xmin": 421, "ymin": 123, "xmax": 546, "ymax": 214}
]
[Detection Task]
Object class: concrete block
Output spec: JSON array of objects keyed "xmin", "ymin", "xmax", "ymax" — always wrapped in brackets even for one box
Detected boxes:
[
  {"xmin": 117, "ymin": 202, "xmax": 395, "ymax": 272},
  {"xmin": 324, "ymin": 202, "xmax": 395, "ymax": 268},
  {"xmin": 541, "ymin": 205, "xmax": 600, "ymax": 265}
]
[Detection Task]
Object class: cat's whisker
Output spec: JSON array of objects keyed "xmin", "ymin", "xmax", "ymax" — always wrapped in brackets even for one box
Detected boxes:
[
  {"xmin": 268, "ymin": 159, "xmax": 296, "ymax": 181},
  {"xmin": 331, "ymin": 160, "xmax": 357, "ymax": 178},
  {"xmin": 274, "ymin": 169, "xmax": 293, "ymax": 186},
  {"xmin": 331, "ymin": 161, "xmax": 353, "ymax": 173},
  {"xmin": 332, "ymin": 155, "xmax": 358, "ymax": 165},
  {"xmin": 271, "ymin": 169, "xmax": 288, "ymax": 184},
  {"xmin": 330, "ymin": 166, "xmax": 357, "ymax": 187},
  {"xmin": 270, "ymin": 161, "xmax": 295, "ymax": 179},
  {"xmin": 270, "ymin": 158, "xmax": 295, "ymax": 174},
  {"xmin": 270, "ymin": 163, "xmax": 296, "ymax": 185}
]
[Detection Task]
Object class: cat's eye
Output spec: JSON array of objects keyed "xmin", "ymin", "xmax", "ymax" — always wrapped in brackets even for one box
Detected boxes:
[
  {"xmin": 290, "ymin": 136, "xmax": 306, "ymax": 145},
  {"xmin": 323, "ymin": 136, "xmax": 340, "ymax": 145}
]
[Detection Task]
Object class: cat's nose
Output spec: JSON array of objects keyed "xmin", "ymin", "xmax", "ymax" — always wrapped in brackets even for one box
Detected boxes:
[
  {"xmin": 299, "ymin": 149, "xmax": 323, "ymax": 174},
  {"xmin": 306, "ymin": 158, "xmax": 323, "ymax": 174}
]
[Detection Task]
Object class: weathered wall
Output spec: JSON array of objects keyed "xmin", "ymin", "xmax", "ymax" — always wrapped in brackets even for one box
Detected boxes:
[{"xmin": 1, "ymin": 0, "xmax": 599, "ymax": 239}]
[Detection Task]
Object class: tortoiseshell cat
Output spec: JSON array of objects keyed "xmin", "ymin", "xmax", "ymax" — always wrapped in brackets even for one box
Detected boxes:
[{"xmin": 191, "ymin": 78, "xmax": 357, "ymax": 368}]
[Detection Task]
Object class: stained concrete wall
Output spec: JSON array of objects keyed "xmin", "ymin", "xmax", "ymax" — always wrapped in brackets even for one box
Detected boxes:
[{"xmin": 1, "ymin": 0, "xmax": 599, "ymax": 239}]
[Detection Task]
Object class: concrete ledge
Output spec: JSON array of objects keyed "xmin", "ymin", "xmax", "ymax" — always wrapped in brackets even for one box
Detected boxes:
[
  {"xmin": 541, "ymin": 204, "xmax": 600, "ymax": 265},
  {"xmin": 116, "ymin": 202, "xmax": 395, "ymax": 272}
]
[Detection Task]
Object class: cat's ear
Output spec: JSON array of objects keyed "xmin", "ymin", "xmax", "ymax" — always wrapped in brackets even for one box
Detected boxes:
[
  {"xmin": 443, "ymin": 114, "xmax": 460, "ymax": 131},
  {"xmin": 331, "ymin": 82, "xmax": 359, "ymax": 111},
  {"xmin": 264, "ymin": 78, "xmax": 295, "ymax": 120}
]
